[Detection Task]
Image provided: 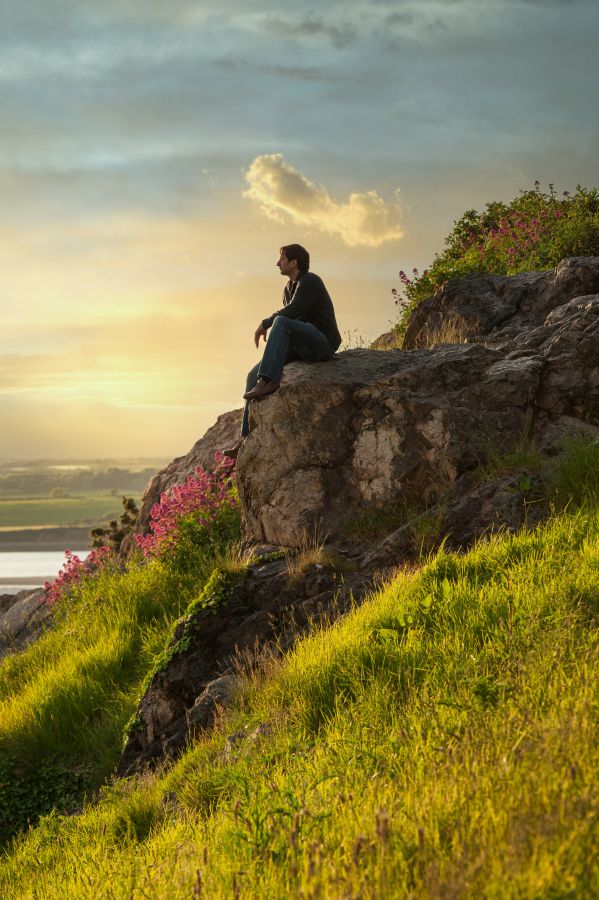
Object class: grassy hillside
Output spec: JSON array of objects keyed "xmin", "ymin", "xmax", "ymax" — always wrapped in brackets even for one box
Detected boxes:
[
  {"xmin": 0, "ymin": 444, "xmax": 597, "ymax": 897},
  {"xmin": 0, "ymin": 535, "xmax": 236, "ymax": 844}
]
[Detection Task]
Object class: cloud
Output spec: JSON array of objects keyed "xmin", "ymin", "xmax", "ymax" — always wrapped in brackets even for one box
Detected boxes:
[
  {"xmin": 517, "ymin": 0, "xmax": 588, "ymax": 5},
  {"xmin": 216, "ymin": 56, "xmax": 345, "ymax": 82},
  {"xmin": 263, "ymin": 15, "xmax": 357, "ymax": 48},
  {"xmin": 383, "ymin": 11, "xmax": 415, "ymax": 26},
  {"xmin": 243, "ymin": 154, "xmax": 404, "ymax": 248}
]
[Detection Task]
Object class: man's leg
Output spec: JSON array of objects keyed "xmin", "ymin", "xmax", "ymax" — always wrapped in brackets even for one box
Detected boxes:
[
  {"xmin": 257, "ymin": 317, "xmax": 333, "ymax": 382},
  {"xmin": 223, "ymin": 361, "xmax": 261, "ymax": 458},
  {"xmin": 241, "ymin": 362, "xmax": 261, "ymax": 437}
]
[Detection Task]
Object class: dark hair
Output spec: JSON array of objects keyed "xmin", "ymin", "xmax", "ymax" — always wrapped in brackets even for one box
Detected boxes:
[{"xmin": 280, "ymin": 244, "xmax": 310, "ymax": 273}]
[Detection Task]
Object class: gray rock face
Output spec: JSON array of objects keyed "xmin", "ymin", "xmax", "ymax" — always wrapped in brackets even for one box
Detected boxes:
[
  {"xmin": 237, "ymin": 263, "xmax": 599, "ymax": 547},
  {"xmin": 538, "ymin": 414, "xmax": 599, "ymax": 456},
  {"xmin": 359, "ymin": 469, "xmax": 548, "ymax": 571},
  {"xmin": 0, "ymin": 589, "xmax": 51, "ymax": 659},
  {"xmin": 403, "ymin": 256, "xmax": 599, "ymax": 348},
  {"xmin": 186, "ymin": 675, "xmax": 235, "ymax": 731},
  {"xmin": 126, "ymin": 408, "xmax": 242, "ymax": 548}
]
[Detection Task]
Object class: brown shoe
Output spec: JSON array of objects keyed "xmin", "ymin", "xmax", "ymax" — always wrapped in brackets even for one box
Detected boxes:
[
  {"xmin": 243, "ymin": 378, "xmax": 281, "ymax": 401},
  {"xmin": 222, "ymin": 439, "xmax": 243, "ymax": 460}
]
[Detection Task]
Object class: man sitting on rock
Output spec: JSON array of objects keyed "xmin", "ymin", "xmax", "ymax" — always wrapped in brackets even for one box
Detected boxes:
[{"xmin": 224, "ymin": 244, "xmax": 341, "ymax": 459}]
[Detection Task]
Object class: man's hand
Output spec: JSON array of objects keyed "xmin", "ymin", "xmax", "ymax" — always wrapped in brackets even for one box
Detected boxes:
[{"xmin": 254, "ymin": 324, "xmax": 267, "ymax": 348}]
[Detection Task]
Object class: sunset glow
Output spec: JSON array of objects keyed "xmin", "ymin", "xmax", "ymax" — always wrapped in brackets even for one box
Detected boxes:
[{"xmin": 2, "ymin": 0, "xmax": 597, "ymax": 458}]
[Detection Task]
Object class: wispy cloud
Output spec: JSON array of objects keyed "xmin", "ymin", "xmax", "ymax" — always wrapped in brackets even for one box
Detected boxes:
[
  {"xmin": 517, "ymin": 0, "xmax": 588, "ymax": 5},
  {"xmin": 243, "ymin": 154, "xmax": 404, "ymax": 248},
  {"xmin": 383, "ymin": 11, "xmax": 415, "ymax": 26},
  {"xmin": 262, "ymin": 15, "xmax": 357, "ymax": 48},
  {"xmin": 216, "ymin": 56, "xmax": 345, "ymax": 82}
]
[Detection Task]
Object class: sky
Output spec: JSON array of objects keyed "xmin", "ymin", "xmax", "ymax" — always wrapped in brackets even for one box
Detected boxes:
[{"xmin": 1, "ymin": 0, "xmax": 598, "ymax": 459}]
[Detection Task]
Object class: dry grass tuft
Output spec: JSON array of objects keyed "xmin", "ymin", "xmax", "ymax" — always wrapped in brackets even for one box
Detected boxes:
[
  {"xmin": 413, "ymin": 311, "xmax": 474, "ymax": 348},
  {"xmin": 229, "ymin": 640, "xmax": 284, "ymax": 704},
  {"xmin": 286, "ymin": 527, "xmax": 328, "ymax": 577},
  {"xmin": 214, "ymin": 542, "xmax": 249, "ymax": 575}
]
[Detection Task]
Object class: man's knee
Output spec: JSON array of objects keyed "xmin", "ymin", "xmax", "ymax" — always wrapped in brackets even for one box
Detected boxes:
[{"xmin": 272, "ymin": 315, "xmax": 288, "ymax": 331}]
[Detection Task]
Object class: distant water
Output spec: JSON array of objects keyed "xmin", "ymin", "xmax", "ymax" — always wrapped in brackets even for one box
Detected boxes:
[{"xmin": 0, "ymin": 550, "xmax": 90, "ymax": 595}]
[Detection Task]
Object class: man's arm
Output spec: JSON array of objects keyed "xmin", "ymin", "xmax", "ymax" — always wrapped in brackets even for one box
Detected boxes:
[{"xmin": 261, "ymin": 276, "xmax": 320, "ymax": 331}]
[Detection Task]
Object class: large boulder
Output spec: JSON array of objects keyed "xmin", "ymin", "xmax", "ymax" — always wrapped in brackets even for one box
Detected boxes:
[
  {"xmin": 0, "ymin": 589, "xmax": 51, "ymax": 659},
  {"xmin": 237, "ymin": 275, "xmax": 599, "ymax": 547}
]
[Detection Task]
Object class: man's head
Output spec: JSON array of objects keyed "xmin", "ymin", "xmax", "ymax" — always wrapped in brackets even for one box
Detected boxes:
[{"xmin": 277, "ymin": 244, "xmax": 310, "ymax": 280}]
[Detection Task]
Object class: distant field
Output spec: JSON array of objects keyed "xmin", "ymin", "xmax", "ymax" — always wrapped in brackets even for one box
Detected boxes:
[
  {"xmin": 0, "ymin": 489, "xmax": 137, "ymax": 500},
  {"xmin": 0, "ymin": 494, "xmax": 141, "ymax": 529}
]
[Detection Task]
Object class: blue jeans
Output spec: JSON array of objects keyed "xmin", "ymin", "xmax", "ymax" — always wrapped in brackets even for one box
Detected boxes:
[{"xmin": 241, "ymin": 316, "xmax": 334, "ymax": 436}]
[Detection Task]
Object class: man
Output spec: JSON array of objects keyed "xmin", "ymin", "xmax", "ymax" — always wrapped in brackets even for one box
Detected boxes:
[{"xmin": 224, "ymin": 244, "xmax": 341, "ymax": 459}]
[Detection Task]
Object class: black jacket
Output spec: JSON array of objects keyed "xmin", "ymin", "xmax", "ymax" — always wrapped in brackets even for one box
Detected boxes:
[{"xmin": 262, "ymin": 272, "xmax": 341, "ymax": 351}]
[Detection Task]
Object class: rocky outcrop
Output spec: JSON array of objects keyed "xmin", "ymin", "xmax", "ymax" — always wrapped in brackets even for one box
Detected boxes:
[
  {"xmin": 403, "ymin": 256, "xmax": 599, "ymax": 348},
  {"xmin": 236, "ymin": 260, "xmax": 599, "ymax": 547},
  {"xmin": 124, "ymin": 408, "xmax": 242, "ymax": 550},
  {"xmin": 132, "ymin": 263, "xmax": 599, "ymax": 550},
  {"xmin": 117, "ymin": 258, "xmax": 599, "ymax": 775},
  {"xmin": 118, "ymin": 551, "xmax": 368, "ymax": 774},
  {"xmin": 0, "ymin": 589, "xmax": 51, "ymax": 659}
]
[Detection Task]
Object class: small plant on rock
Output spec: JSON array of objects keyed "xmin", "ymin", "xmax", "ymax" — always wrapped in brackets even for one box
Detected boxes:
[
  {"xmin": 548, "ymin": 435, "xmax": 599, "ymax": 509},
  {"xmin": 478, "ymin": 435, "xmax": 542, "ymax": 481}
]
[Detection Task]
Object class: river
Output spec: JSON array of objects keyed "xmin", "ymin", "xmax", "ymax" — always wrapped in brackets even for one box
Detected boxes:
[{"xmin": 0, "ymin": 550, "xmax": 90, "ymax": 595}]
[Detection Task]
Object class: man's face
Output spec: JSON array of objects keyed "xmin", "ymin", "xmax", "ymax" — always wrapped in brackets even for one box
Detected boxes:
[{"xmin": 276, "ymin": 251, "xmax": 296, "ymax": 277}]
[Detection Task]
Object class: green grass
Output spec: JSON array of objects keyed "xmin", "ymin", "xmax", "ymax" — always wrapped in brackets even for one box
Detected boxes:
[
  {"xmin": 344, "ymin": 500, "xmax": 448, "ymax": 554},
  {"xmin": 548, "ymin": 434, "xmax": 599, "ymax": 509},
  {"xmin": 0, "ymin": 500, "xmax": 597, "ymax": 897},
  {"xmin": 477, "ymin": 436, "xmax": 543, "ymax": 481},
  {"xmin": 0, "ymin": 494, "xmax": 141, "ymax": 529},
  {"xmin": 344, "ymin": 501, "xmax": 410, "ymax": 541},
  {"xmin": 0, "ymin": 522, "xmax": 237, "ymax": 844},
  {"xmin": 477, "ymin": 432, "xmax": 599, "ymax": 514}
]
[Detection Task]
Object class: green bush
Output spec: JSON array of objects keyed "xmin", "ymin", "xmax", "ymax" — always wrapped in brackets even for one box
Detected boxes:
[
  {"xmin": 394, "ymin": 183, "xmax": 599, "ymax": 337},
  {"xmin": 159, "ymin": 504, "xmax": 240, "ymax": 577}
]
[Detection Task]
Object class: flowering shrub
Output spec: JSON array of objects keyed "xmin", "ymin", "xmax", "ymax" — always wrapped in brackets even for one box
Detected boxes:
[
  {"xmin": 393, "ymin": 182, "xmax": 599, "ymax": 338},
  {"xmin": 44, "ymin": 545, "xmax": 113, "ymax": 605},
  {"xmin": 44, "ymin": 455, "xmax": 238, "ymax": 603},
  {"xmin": 135, "ymin": 452, "xmax": 238, "ymax": 567}
]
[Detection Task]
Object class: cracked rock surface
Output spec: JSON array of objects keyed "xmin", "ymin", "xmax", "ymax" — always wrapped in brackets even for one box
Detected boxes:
[
  {"xmin": 403, "ymin": 255, "xmax": 599, "ymax": 347},
  {"xmin": 237, "ymin": 265, "xmax": 599, "ymax": 546}
]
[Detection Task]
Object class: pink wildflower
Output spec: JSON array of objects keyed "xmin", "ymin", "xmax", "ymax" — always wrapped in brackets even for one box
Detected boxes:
[
  {"xmin": 135, "ymin": 453, "xmax": 237, "ymax": 560},
  {"xmin": 44, "ymin": 545, "xmax": 113, "ymax": 605}
]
